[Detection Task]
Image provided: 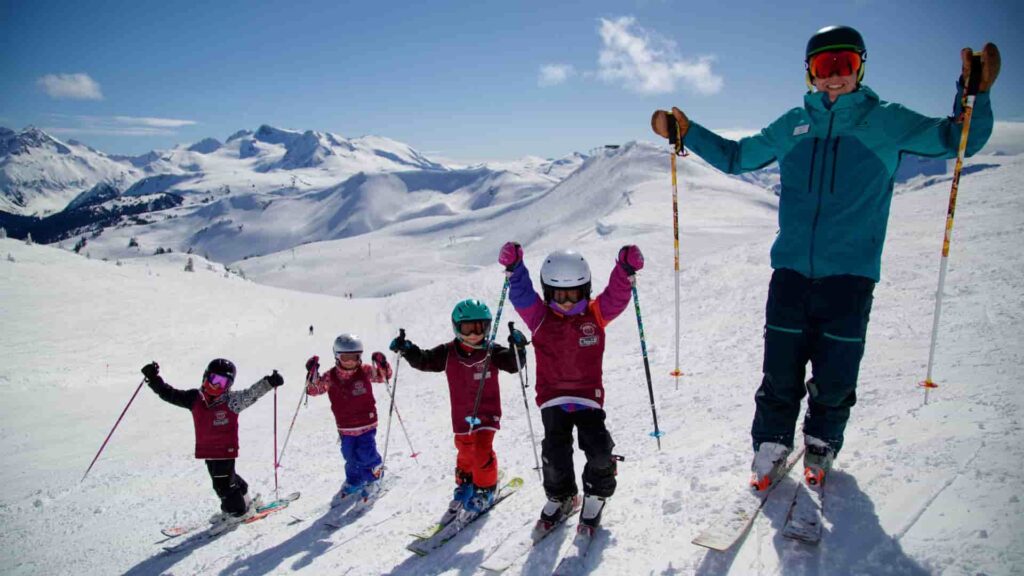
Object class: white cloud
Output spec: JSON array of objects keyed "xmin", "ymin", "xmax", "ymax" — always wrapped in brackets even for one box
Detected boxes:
[
  {"xmin": 36, "ymin": 73, "xmax": 104, "ymax": 100},
  {"xmin": 538, "ymin": 64, "xmax": 575, "ymax": 87},
  {"xmin": 113, "ymin": 116, "xmax": 197, "ymax": 129},
  {"xmin": 596, "ymin": 16, "xmax": 723, "ymax": 95},
  {"xmin": 43, "ymin": 114, "xmax": 198, "ymax": 137}
]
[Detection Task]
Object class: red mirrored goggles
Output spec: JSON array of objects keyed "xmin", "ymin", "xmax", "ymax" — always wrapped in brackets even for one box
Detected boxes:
[
  {"xmin": 808, "ymin": 50, "xmax": 862, "ymax": 79},
  {"xmin": 458, "ymin": 320, "xmax": 491, "ymax": 336}
]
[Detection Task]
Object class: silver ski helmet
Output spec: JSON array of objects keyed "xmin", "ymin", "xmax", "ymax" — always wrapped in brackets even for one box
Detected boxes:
[
  {"xmin": 333, "ymin": 333, "xmax": 363, "ymax": 364},
  {"xmin": 202, "ymin": 358, "xmax": 236, "ymax": 397},
  {"xmin": 451, "ymin": 298, "xmax": 492, "ymax": 342},
  {"xmin": 540, "ymin": 249, "xmax": 591, "ymax": 303}
]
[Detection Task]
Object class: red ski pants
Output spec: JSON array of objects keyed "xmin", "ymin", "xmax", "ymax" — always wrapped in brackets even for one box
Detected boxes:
[{"xmin": 454, "ymin": 430, "xmax": 498, "ymax": 489}]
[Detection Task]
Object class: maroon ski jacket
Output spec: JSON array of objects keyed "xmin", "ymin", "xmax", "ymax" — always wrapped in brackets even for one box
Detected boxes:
[{"xmin": 402, "ymin": 339, "xmax": 520, "ymax": 434}]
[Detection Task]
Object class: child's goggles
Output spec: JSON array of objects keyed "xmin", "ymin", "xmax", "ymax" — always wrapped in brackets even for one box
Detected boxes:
[
  {"xmin": 808, "ymin": 50, "xmax": 862, "ymax": 79},
  {"xmin": 551, "ymin": 287, "xmax": 583, "ymax": 305},
  {"xmin": 457, "ymin": 320, "xmax": 491, "ymax": 336},
  {"xmin": 335, "ymin": 352, "xmax": 361, "ymax": 363},
  {"xmin": 204, "ymin": 373, "xmax": 232, "ymax": 394}
]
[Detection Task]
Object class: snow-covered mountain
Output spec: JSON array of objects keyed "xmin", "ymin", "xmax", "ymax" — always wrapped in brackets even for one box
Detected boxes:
[
  {"xmin": 0, "ymin": 127, "xmax": 139, "ymax": 216},
  {"xmin": 1, "ymin": 147, "xmax": 1020, "ymax": 575},
  {"xmin": 2, "ymin": 126, "xmax": 586, "ymax": 255}
]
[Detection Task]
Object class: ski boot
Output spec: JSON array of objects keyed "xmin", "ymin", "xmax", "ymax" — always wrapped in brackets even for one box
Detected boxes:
[
  {"xmin": 803, "ymin": 435, "xmax": 835, "ymax": 487},
  {"xmin": 361, "ymin": 479, "xmax": 382, "ymax": 501},
  {"xmin": 532, "ymin": 494, "xmax": 581, "ymax": 542},
  {"xmin": 210, "ymin": 494, "xmax": 260, "ymax": 535},
  {"xmin": 577, "ymin": 494, "xmax": 607, "ymax": 536},
  {"xmin": 331, "ymin": 481, "xmax": 365, "ymax": 508},
  {"xmin": 750, "ymin": 442, "xmax": 791, "ymax": 492},
  {"xmin": 465, "ymin": 485, "xmax": 496, "ymax": 514},
  {"xmin": 440, "ymin": 478, "xmax": 475, "ymax": 525}
]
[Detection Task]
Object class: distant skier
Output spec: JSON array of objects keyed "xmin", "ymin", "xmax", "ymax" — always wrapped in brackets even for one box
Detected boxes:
[
  {"xmin": 497, "ymin": 242, "xmax": 645, "ymax": 534},
  {"xmin": 304, "ymin": 333, "xmax": 391, "ymax": 504},
  {"xmin": 309, "ymin": 325, "xmax": 314, "ymax": 336},
  {"xmin": 651, "ymin": 26, "xmax": 1000, "ymax": 490},
  {"xmin": 141, "ymin": 359, "xmax": 284, "ymax": 528},
  {"xmin": 389, "ymin": 299, "xmax": 527, "ymax": 523}
]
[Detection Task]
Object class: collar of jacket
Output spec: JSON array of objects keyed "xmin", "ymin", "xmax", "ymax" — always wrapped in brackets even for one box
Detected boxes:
[{"xmin": 804, "ymin": 84, "xmax": 879, "ymax": 114}]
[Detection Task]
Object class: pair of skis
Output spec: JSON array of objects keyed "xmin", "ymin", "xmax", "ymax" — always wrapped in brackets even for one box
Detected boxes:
[
  {"xmin": 479, "ymin": 496, "xmax": 582, "ymax": 573},
  {"xmin": 692, "ymin": 446, "xmax": 825, "ymax": 551},
  {"xmin": 160, "ymin": 491, "xmax": 301, "ymax": 552},
  {"xmin": 406, "ymin": 477, "xmax": 524, "ymax": 556}
]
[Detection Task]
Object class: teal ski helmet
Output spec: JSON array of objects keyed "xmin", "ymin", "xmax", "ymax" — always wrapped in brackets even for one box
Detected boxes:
[{"xmin": 451, "ymin": 299, "xmax": 492, "ymax": 341}]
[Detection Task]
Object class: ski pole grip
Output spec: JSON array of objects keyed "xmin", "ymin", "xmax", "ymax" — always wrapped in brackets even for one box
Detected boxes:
[
  {"xmin": 967, "ymin": 53, "xmax": 983, "ymax": 96},
  {"xmin": 666, "ymin": 113, "xmax": 678, "ymax": 146}
]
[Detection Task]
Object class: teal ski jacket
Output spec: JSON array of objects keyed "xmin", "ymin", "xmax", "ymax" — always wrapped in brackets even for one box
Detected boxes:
[{"xmin": 684, "ymin": 84, "xmax": 993, "ymax": 281}]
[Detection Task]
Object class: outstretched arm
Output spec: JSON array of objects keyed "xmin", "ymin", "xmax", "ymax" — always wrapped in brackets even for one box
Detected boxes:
[{"xmin": 142, "ymin": 362, "xmax": 197, "ymax": 409}]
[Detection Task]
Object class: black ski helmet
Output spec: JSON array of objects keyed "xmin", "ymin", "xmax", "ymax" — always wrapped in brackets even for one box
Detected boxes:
[
  {"xmin": 202, "ymin": 358, "xmax": 236, "ymax": 396},
  {"xmin": 805, "ymin": 25, "xmax": 867, "ymax": 83}
]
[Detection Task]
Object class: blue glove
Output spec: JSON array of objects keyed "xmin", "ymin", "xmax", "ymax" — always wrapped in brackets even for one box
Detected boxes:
[
  {"xmin": 507, "ymin": 329, "xmax": 528, "ymax": 348},
  {"xmin": 389, "ymin": 335, "xmax": 413, "ymax": 353}
]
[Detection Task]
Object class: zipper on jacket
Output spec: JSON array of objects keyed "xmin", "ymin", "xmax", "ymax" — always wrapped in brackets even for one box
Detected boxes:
[
  {"xmin": 829, "ymin": 137, "xmax": 841, "ymax": 195},
  {"xmin": 809, "ymin": 112, "xmax": 836, "ymax": 278},
  {"xmin": 806, "ymin": 138, "xmax": 819, "ymax": 195}
]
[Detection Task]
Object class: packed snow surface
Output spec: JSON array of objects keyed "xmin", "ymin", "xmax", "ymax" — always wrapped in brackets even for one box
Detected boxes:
[{"xmin": 1, "ymin": 145, "xmax": 1021, "ymax": 575}]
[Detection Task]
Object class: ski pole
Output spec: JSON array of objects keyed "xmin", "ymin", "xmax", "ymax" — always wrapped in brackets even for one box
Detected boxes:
[
  {"xmin": 382, "ymin": 330, "xmax": 419, "ymax": 476},
  {"xmin": 385, "ymin": 370, "xmax": 420, "ymax": 461},
  {"xmin": 273, "ymin": 384, "xmax": 279, "ymax": 501},
  {"xmin": 82, "ymin": 377, "xmax": 146, "ymax": 482},
  {"xmin": 509, "ymin": 321, "xmax": 542, "ymax": 482},
  {"xmin": 920, "ymin": 51, "xmax": 984, "ymax": 405},
  {"xmin": 466, "ymin": 273, "xmax": 511, "ymax": 432},
  {"xmin": 667, "ymin": 113, "xmax": 686, "ymax": 389},
  {"xmin": 277, "ymin": 382, "xmax": 308, "ymax": 469},
  {"xmin": 630, "ymin": 274, "xmax": 664, "ymax": 449}
]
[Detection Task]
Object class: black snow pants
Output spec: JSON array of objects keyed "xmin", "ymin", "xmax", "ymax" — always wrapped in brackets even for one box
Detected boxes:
[
  {"xmin": 205, "ymin": 459, "xmax": 249, "ymax": 515},
  {"xmin": 540, "ymin": 406, "xmax": 617, "ymax": 499}
]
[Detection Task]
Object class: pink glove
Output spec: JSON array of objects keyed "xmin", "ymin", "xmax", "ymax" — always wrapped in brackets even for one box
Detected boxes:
[
  {"xmin": 371, "ymin": 352, "xmax": 389, "ymax": 371},
  {"xmin": 617, "ymin": 245, "xmax": 644, "ymax": 275},
  {"xmin": 498, "ymin": 242, "xmax": 523, "ymax": 271},
  {"xmin": 305, "ymin": 355, "xmax": 319, "ymax": 372}
]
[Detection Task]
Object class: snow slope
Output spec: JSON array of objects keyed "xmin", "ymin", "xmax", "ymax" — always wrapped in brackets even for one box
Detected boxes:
[{"xmin": 0, "ymin": 149, "xmax": 1021, "ymax": 575}]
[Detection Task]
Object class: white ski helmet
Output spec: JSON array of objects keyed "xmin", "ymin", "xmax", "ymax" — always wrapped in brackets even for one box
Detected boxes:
[
  {"xmin": 540, "ymin": 249, "xmax": 592, "ymax": 302},
  {"xmin": 332, "ymin": 333, "xmax": 363, "ymax": 357}
]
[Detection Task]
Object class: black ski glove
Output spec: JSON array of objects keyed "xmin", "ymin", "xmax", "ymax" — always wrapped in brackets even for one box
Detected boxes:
[
  {"xmin": 141, "ymin": 362, "xmax": 160, "ymax": 382},
  {"xmin": 266, "ymin": 370, "xmax": 284, "ymax": 388}
]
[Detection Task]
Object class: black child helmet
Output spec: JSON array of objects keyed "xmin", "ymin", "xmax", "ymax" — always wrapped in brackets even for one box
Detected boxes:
[
  {"xmin": 202, "ymin": 358, "xmax": 236, "ymax": 397},
  {"xmin": 805, "ymin": 25, "xmax": 867, "ymax": 86}
]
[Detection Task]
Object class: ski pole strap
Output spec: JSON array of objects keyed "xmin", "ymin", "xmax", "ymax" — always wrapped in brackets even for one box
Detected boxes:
[
  {"xmin": 966, "ymin": 53, "xmax": 983, "ymax": 97},
  {"xmin": 666, "ymin": 113, "xmax": 684, "ymax": 156}
]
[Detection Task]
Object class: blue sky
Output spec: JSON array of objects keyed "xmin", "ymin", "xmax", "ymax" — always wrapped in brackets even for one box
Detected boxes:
[{"xmin": 1, "ymin": 0, "xmax": 1020, "ymax": 162}]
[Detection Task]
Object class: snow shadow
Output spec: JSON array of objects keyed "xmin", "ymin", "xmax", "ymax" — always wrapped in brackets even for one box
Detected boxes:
[
  {"xmin": 212, "ymin": 499, "xmax": 390, "ymax": 575},
  {"xmin": 385, "ymin": 515, "xmax": 497, "ymax": 575},
  {"xmin": 123, "ymin": 522, "xmax": 241, "ymax": 576},
  {"xmin": 780, "ymin": 470, "xmax": 930, "ymax": 575}
]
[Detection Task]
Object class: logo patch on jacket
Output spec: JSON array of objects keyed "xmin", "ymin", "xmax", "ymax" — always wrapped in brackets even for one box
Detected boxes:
[
  {"xmin": 213, "ymin": 410, "xmax": 229, "ymax": 426},
  {"xmin": 793, "ymin": 124, "xmax": 810, "ymax": 136},
  {"xmin": 352, "ymin": 380, "xmax": 367, "ymax": 396},
  {"xmin": 579, "ymin": 322, "xmax": 599, "ymax": 347}
]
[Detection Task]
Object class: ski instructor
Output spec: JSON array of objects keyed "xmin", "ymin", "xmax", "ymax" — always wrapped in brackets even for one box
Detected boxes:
[{"xmin": 651, "ymin": 26, "xmax": 1000, "ymax": 490}]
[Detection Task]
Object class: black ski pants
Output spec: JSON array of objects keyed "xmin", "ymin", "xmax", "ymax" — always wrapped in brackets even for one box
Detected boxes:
[
  {"xmin": 540, "ymin": 406, "xmax": 616, "ymax": 499},
  {"xmin": 751, "ymin": 268, "xmax": 875, "ymax": 456},
  {"xmin": 205, "ymin": 459, "xmax": 249, "ymax": 515}
]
